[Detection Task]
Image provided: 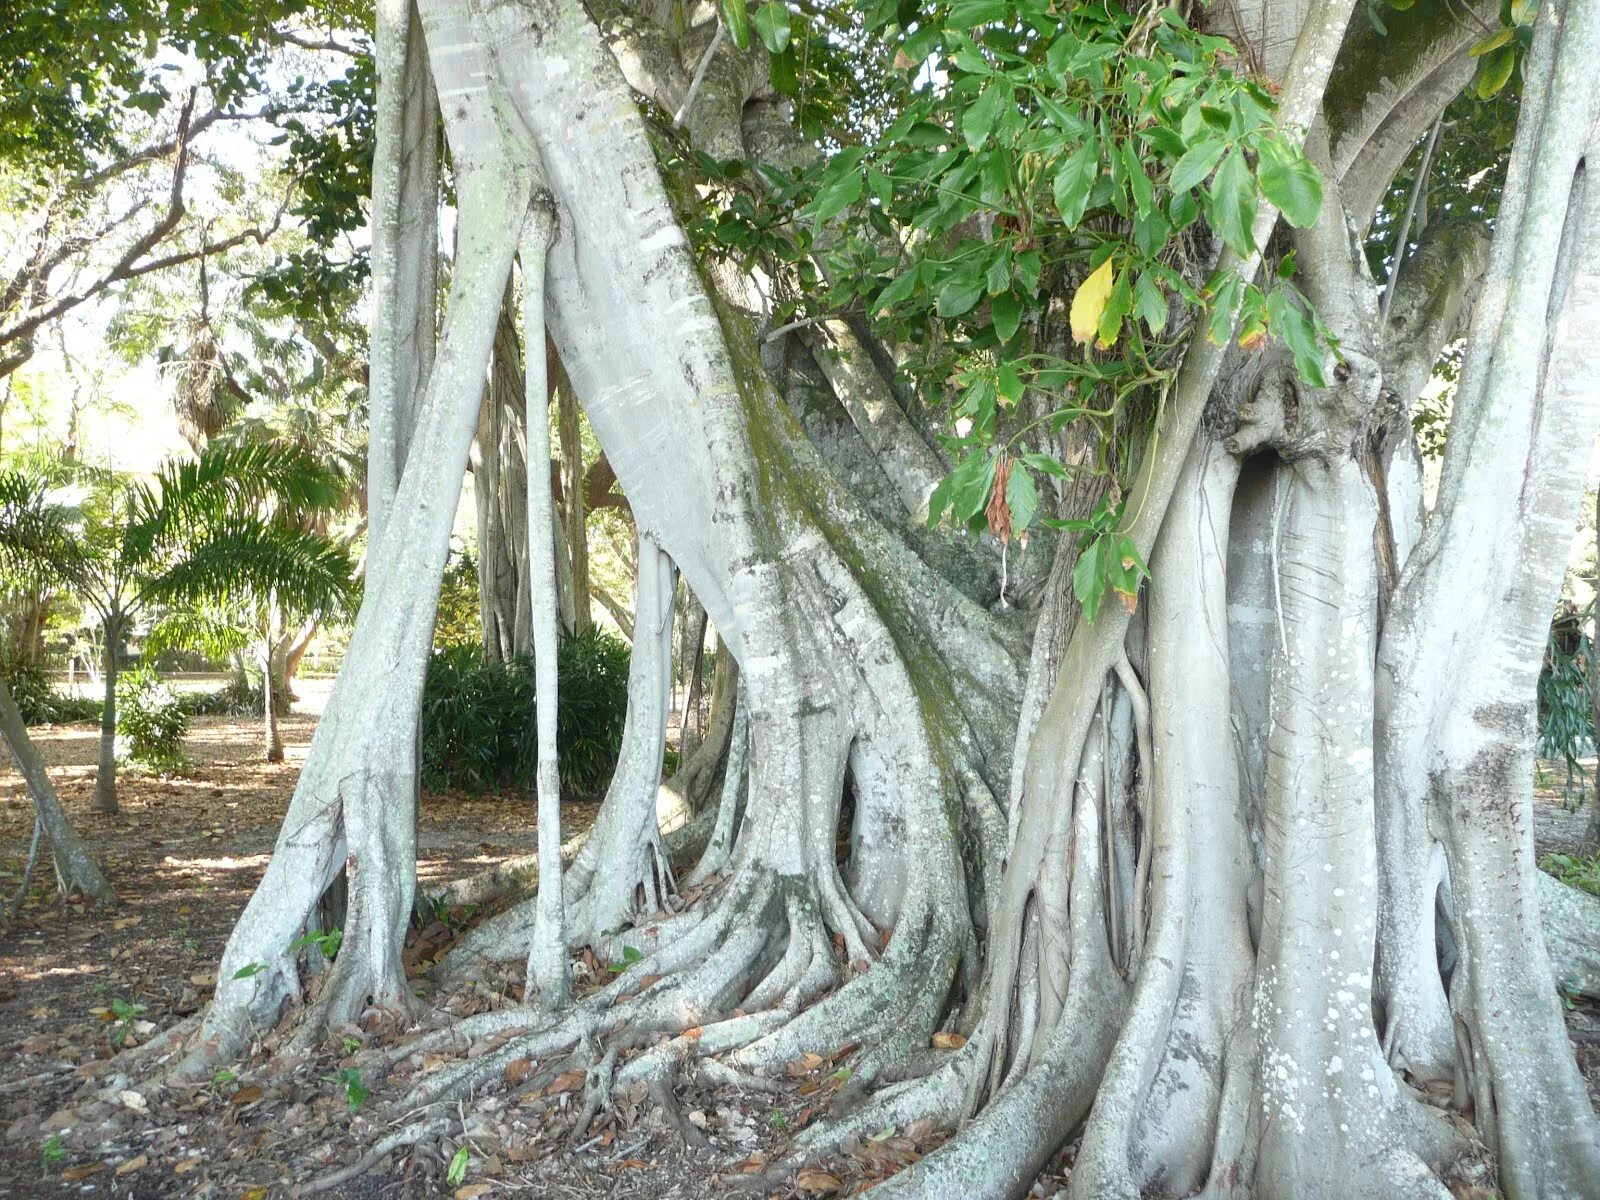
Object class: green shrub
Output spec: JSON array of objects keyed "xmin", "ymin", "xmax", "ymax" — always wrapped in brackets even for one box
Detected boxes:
[
  {"xmin": 421, "ymin": 630, "xmax": 631, "ymax": 798},
  {"xmin": 1, "ymin": 658, "xmax": 101, "ymax": 724},
  {"xmin": 1541, "ymin": 852, "xmax": 1600, "ymax": 898},
  {"xmin": 115, "ymin": 666, "xmax": 189, "ymax": 770},
  {"xmin": 1537, "ymin": 614, "xmax": 1593, "ymax": 803},
  {"xmin": 183, "ymin": 673, "xmax": 264, "ymax": 717}
]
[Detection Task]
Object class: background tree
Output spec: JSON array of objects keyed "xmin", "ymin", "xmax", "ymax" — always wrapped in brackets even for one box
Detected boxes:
[{"xmin": 0, "ymin": 442, "xmax": 353, "ymax": 810}]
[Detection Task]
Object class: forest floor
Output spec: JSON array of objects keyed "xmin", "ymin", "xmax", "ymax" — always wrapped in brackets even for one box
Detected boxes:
[{"xmin": 0, "ymin": 691, "xmax": 1596, "ymax": 1199}]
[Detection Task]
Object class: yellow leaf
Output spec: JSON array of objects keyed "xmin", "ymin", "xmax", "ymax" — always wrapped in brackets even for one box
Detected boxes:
[
  {"xmin": 931, "ymin": 1031, "xmax": 966, "ymax": 1050},
  {"xmin": 1070, "ymin": 258, "xmax": 1116, "ymax": 347},
  {"xmin": 1469, "ymin": 27, "xmax": 1513, "ymax": 56}
]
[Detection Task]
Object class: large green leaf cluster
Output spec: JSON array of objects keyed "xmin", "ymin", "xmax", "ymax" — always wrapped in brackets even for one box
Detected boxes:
[{"xmin": 689, "ymin": 1, "xmax": 1334, "ymax": 622}]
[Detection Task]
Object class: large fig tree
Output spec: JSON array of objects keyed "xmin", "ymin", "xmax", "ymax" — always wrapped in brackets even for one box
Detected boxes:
[{"xmin": 172, "ymin": 0, "xmax": 1600, "ymax": 1195}]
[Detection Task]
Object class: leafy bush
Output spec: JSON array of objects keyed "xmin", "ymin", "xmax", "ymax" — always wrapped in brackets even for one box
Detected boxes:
[
  {"xmin": 1538, "ymin": 610, "xmax": 1593, "ymax": 803},
  {"xmin": 433, "ymin": 550, "xmax": 482, "ymax": 651},
  {"xmin": 115, "ymin": 666, "xmax": 189, "ymax": 770},
  {"xmin": 421, "ymin": 630, "xmax": 631, "ymax": 797},
  {"xmin": 183, "ymin": 673, "xmax": 264, "ymax": 717},
  {"xmin": 1, "ymin": 658, "xmax": 101, "ymax": 724},
  {"xmin": 1541, "ymin": 852, "xmax": 1600, "ymax": 898}
]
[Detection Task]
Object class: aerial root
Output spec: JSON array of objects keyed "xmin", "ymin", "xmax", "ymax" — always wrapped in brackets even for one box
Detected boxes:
[
  {"xmin": 747, "ymin": 1051, "xmax": 972, "ymax": 1189},
  {"xmin": 303, "ymin": 1114, "xmax": 455, "ymax": 1195},
  {"xmin": 567, "ymin": 1045, "xmax": 618, "ymax": 1146}
]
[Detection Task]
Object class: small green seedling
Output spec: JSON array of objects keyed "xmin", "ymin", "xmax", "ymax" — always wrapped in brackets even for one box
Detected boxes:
[
  {"xmin": 328, "ymin": 1066, "xmax": 370, "ymax": 1113},
  {"xmin": 288, "ymin": 927, "xmax": 343, "ymax": 960},
  {"xmin": 40, "ymin": 1134, "xmax": 65, "ymax": 1168},
  {"xmin": 769, "ymin": 1109, "xmax": 788, "ymax": 1131},
  {"xmin": 607, "ymin": 945, "xmax": 645, "ymax": 975},
  {"xmin": 109, "ymin": 997, "xmax": 145, "ymax": 1047},
  {"xmin": 446, "ymin": 1145, "xmax": 471, "ymax": 1187},
  {"xmin": 233, "ymin": 962, "xmax": 267, "ymax": 980},
  {"xmin": 341, "ymin": 1034, "xmax": 363, "ymax": 1055},
  {"xmin": 211, "ymin": 1069, "xmax": 238, "ymax": 1088}
]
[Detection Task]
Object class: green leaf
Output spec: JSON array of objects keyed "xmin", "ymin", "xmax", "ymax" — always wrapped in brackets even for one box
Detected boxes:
[
  {"xmin": 807, "ymin": 161, "xmax": 864, "ymax": 223},
  {"xmin": 769, "ymin": 46, "xmax": 799, "ymax": 94},
  {"xmin": 929, "ymin": 452, "xmax": 998, "ymax": 529},
  {"xmin": 753, "ymin": 2, "xmax": 792, "ymax": 53},
  {"xmin": 1207, "ymin": 148, "xmax": 1258, "ymax": 257},
  {"xmin": 1122, "ymin": 140, "xmax": 1153, "ymax": 215},
  {"xmin": 962, "ymin": 84, "xmax": 1007, "ymax": 150},
  {"xmin": 1468, "ymin": 27, "xmax": 1514, "ymax": 55},
  {"xmin": 1072, "ymin": 536, "xmax": 1106, "ymax": 623},
  {"xmin": 936, "ymin": 273, "xmax": 985, "ymax": 318},
  {"xmin": 1134, "ymin": 272, "xmax": 1167, "ymax": 335},
  {"xmin": 1006, "ymin": 465, "xmax": 1038, "ymax": 533},
  {"xmin": 233, "ymin": 963, "xmax": 266, "ymax": 980},
  {"xmin": 991, "ymin": 290, "xmax": 1023, "ymax": 342},
  {"xmin": 719, "ymin": 0, "xmax": 751, "ymax": 49},
  {"xmin": 873, "ymin": 266, "xmax": 920, "ymax": 314},
  {"xmin": 1255, "ymin": 136, "xmax": 1322, "ymax": 228},
  {"xmin": 997, "ymin": 362, "xmax": 1024, "ymax": 405},
  {"xmin": 985, "ymin": 251, "xmax": 1012, "ymax": 295},
  {"xmin": 1020, "ymin": 452, "xmax": 1068, "ymax": 479},
  {"xmin": 1097, "ymin": 271, "xmax": 1134, "ymax": 349},
  {"xmin": 947, "ymin": 0, "xmax": 1009, "ymax": 26},
  {"xmin": 1475, "ymin": 44, "xmax": 1516, "ymax": 99},
  {"xmin": 1052, "ymin": 138, "xmax": 1100, "ymax": 229},
  {"xmin": 447, "ymin": 1146, "xmax": 471, "ymax": 1188},
  {"xmin": 1266, "ymin": 287, "xmax": 1327, "ymax": 388},
  {"xmin": 1014, "ymin": 249, "xmax": 1042, "ymax": 296},
  {"xmin": 1206, "ymin": 271, "xmax": 1245, "ymax": 346},
  {"xmin": 1168, "ymin": 137, "xmax": 1225, "ymax": 193}
]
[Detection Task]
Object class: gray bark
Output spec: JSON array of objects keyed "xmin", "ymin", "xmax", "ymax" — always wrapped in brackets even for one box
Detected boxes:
[
  {"xmin": 0, "ymin": 679, "xmax": 113, "ymax": 902},
  {"xmin": 520, "ymin": 194, "xmax": 569, "ymax": 1008},
  {"xmin": 1376, "ymin": 0, "xmax": 1600, "ymax": 1189},
  {"xmin": 91, "ymin": 621, "xmax": 119, "ymax": 814}
]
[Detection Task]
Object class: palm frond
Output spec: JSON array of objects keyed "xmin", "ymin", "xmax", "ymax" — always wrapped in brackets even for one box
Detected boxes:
[
  {"xmin": 121, "ymin": 442, "xmax": 346, "ymax": 565},
  {"xmin": 0, "ymin": 470, "xmax": 100, "ymax": 596},
  {"xmin": 138, "ymin": 516, "xmax": 359, "ymax": 618},
  {"xmin": 143, "ymin": 608, "xmax": 254, "ymax": 661}
]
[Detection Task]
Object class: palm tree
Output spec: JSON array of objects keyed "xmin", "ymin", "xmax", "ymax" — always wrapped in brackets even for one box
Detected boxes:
[{"xmin": 0, "ymin": 442, "xmax": 356, "ymax": 811}]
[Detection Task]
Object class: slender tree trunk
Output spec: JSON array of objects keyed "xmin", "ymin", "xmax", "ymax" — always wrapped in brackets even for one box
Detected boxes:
[
  {"xmin": 1590, "ymin": 485, "xmax": 1600, "ymax": 850},
  {"xmin": 91, "ymin": 620, "xmax": 119, "ymax": 815},
  {"xmin": 261, "ymin": 644, "xmax": 283, "ymax": 764},
  {"xmin": 678, "ymin": 602, "xmax": 708, "ymax": 763},
  {"xmin": 558, "ymin": 379, "xmax": 590, "ymax": 635},
  {"xmin": 0, "ymin": 679, "xmax": 113, "ymax": 901},
  {"xmin": 521, "ymin": 195, "xmax": 569, "ymax": 1008}
]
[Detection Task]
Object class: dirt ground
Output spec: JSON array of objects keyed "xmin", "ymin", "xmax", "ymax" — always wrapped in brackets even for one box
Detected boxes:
[{"xmin": 0, "ymin": 689, "xmax": 1596, "ymax": 1199}]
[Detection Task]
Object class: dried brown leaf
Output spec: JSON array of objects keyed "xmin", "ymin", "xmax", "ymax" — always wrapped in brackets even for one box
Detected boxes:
[{"xmin": 796, "ymin": 1167, "xmax": 844, "ymax": 1194}]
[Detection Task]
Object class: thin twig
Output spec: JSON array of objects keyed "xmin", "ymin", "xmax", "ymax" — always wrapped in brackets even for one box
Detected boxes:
[{"xmin": 673, "ymin": 24, "xmax": 726, "ymax": 129}]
